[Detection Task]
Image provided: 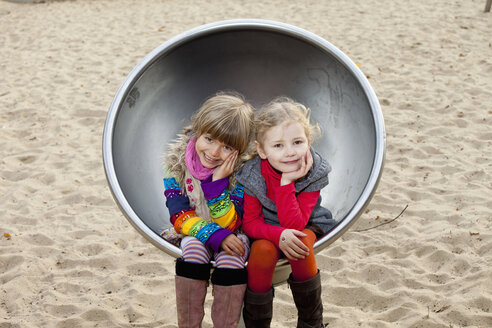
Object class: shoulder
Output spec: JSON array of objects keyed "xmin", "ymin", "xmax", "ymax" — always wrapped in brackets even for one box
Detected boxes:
[
  {"xmin": 163, "ymin": 133, "xmax": 191, "ymax": 185},
  {"xmin": 236, "ymin": 156, "xmax": 262, "ymax": 185},
  {"xmin": 164, "ymin": 133, "xmax": 190, "ymax": 163},
  {"xmin": 296, "ymin": 148, "xmax": 331, "ymax": 192},
  {"xmin": 311, "ymin": 149, "xmax": 331, "ymax": 176}
]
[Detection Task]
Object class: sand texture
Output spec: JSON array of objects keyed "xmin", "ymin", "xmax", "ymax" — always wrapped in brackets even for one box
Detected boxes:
[{"xmin": 1, "ymin": 0, "xmax": 491, "ymax": 327}]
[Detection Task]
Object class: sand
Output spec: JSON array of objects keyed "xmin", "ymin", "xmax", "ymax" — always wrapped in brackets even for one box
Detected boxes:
[{"xmin": 0, "ymin": 0, "xmax": 491, "ymax": 327}]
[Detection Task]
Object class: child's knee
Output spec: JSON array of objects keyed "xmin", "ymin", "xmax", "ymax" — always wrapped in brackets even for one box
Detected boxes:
[
  {"xmin": 249, "ymin": 240, "xmax": 279, "ymax": 271},
  {"xmin": 181, "ymin": 236, "xmax": 212, "ymax": 264},
  {"xmin": 299, "ymin": 229, "xmax": 316, "ymax": 248},
  {"xmin": 252, "ymin": 240, "xmax": 277, "ymax": 256}
]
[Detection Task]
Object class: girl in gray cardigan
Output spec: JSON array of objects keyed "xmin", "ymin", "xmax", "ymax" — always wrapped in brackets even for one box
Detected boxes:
[{"xmin": 236, "ymin": 97, "xmax": 336, "ymax": 328}]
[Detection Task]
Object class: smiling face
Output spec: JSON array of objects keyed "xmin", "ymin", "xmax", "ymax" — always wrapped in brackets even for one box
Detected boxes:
[
  {"xmin": 195, "ymin": 133, "xmax": 235, "ymax": 169},
  {"xmin": 256, "ymin": 120, "xmax": 310, "ymax": 173}
]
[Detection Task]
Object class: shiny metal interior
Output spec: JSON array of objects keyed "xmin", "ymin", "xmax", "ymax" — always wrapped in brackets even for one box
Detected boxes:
[{"xmin": 103, "ymin": 19, "xmax": 385, "ymax": 284}]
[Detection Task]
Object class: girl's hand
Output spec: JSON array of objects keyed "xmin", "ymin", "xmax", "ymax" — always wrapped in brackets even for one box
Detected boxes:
[
  {"xmin": 213, "ymin": 150, "xmax": 238, "ymax": 181},
  {"xmin": 220, "ymin": 234, "xmax": 245, "ymax": 256},
  {"xmin": 280, "ymin": 150, "xmax": 313, "ymax": 186},
  {"xmin": 278, "ymin": 229, "xmax": 309, "ymax": 260}
]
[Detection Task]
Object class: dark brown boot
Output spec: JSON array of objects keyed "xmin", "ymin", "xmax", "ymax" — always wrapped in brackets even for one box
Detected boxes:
[
  {"xmin": 242, "ymin": 287, "xmax": 274, "ymax": 328},
  {"xmin": 288, "ymin": 271, "xmax": 324, "ymax": 328}
]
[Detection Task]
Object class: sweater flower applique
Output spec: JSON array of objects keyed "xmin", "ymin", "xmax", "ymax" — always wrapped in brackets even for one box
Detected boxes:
[{"xmin": 186, "ymin": 178, "xmax": 194, "ymax": 193}]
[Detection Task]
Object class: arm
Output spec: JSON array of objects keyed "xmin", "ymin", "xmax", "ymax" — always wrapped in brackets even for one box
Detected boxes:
[
  {"xmin": 274, "ymin": 183, "xmax": 321, "ymax": 230},
  {"xmin": 201, "ymin": 175, "xmax": 242, "ymax": 232},
  {"xmin": 242, "ymin": 193, "xmax": 285, "ymax": 245},
  {"xmin": 242, "ymin": 192, "xmax": 309, "ymax": 260},
  {"xmin": 202, "ymin": 150, "xmax": 243, "ymax": 232},
  {"xmin": 200, "ymin": 176, "xmax": 246, "ymax": 254},
  {"xmin": 163, "ymin": 176, "xmax": 232, "ymax": 252}
]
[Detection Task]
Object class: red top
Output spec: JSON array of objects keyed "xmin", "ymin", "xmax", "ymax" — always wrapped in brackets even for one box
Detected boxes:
[{"xmin": 242, "ymin": 159, "xmax": 321, "ymax": 245}]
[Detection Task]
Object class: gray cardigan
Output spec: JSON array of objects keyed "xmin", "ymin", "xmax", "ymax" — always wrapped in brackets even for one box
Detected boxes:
[{"xmin": 236, "ymin": 149, "xmax": 337, "ymax": 234}]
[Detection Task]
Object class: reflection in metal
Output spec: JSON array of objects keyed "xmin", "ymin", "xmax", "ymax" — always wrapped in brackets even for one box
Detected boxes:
[{"xmin": 103, "ymin": 19, "xmax": 385, "ymax": 284}]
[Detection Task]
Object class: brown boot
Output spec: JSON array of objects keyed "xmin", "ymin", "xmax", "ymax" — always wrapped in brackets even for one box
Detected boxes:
[
  {"xmin": 175, "ymin": 259, "xmax": 211, "ymax": 328},
  {"xmin": 211, "ymin": 267, "xmax": 248, "ymax": 328},
  {"xmin": 288, "ymin": 271, "xmax": 324, "ymax": 328},
  {"xmin": 242, "ymin": 287, "xmax": 274, "ymax": 328}
]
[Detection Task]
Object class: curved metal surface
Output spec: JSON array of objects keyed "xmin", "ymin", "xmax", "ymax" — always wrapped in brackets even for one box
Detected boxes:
[{"xmin": 103, "ymin": 19, "xmax": 385, "ymax": 271}]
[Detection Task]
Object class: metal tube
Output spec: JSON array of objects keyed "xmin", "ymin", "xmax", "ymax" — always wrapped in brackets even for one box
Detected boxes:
[{"xmin": 103, "ymin": 19, "xmax": 386, "ymax": 282}]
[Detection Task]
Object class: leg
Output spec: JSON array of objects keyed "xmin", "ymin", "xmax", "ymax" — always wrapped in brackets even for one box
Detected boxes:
[
  {"xmin": 288, "ymin": 271, "xmax": 323, "ymax": 328},
  {"xmin": 247, "ymin": 239, "xmax": 279, "ymax": 293},
  {"xmin": 175, "ymin": 237, "xmax": 212, "ymax": 328},
  {"xmin": 243, "ymin": 239, "xmax": 279, "ymax": 328},
  {"xmin": 214, "ymin": 233, "xmax": 250, "ymax": 269},
  {"xmin": 287, "ymin": 229, "xmax": 323, "ymax": 328},
  {"xmin": 211, "ymin": 234, "xmax": 249, "ymax": 328},
  {"xmin": 289, "ymin": 229, "xmax": 318, "ymax": 282},
  {"xmin": 181, "ymin": 235, "xmax": 213, "ymax": 264}
]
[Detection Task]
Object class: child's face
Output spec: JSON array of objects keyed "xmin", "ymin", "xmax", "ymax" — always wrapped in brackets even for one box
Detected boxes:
[
  {"xmin": 256, "ymin": 120, "xmax": 310, "ymax": 173},
  {"xmin": 195, "ymin": 134, "xmax": 236, "ymax": 169}
]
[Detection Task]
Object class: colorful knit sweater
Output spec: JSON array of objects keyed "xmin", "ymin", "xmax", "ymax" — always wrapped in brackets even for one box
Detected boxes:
[{"xmin": 163, "ymin": 173, "xmax": 245, "ymax": 252}]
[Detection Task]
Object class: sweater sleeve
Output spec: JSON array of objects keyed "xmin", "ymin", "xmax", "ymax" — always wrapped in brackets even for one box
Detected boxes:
[
  {"xmin": 273, "ymin": 182, "xmax": 321, "ymax": 230},
  {"xmin": 242, "ymin": 192, "xmax": 284, "ymax": 246},
  {"xmin": 163, "ymin": 176, "xmax": 231, "ymax": 251},
  {"xmin": 201, "ymin": 175, "xmax": 243, "ymax": 232}
]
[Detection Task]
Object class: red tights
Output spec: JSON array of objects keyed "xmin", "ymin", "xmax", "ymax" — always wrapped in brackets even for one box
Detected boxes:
[{"xmin": 247, "ymin": 229, "xmax": 318, "ymax": 293}]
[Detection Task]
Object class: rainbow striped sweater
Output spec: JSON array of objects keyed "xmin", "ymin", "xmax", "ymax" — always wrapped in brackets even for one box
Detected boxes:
[{"xmin": 163, "ymin": 174, "xmax": 245, "ymax": 252}]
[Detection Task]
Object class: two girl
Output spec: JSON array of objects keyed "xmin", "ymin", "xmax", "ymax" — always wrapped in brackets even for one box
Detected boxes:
[{"xmin": 162, "ymin": 93, "xmax": 335, "ymax": 327}]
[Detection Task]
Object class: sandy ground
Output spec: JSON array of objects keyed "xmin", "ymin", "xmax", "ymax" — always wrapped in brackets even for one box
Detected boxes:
[{"xmin": 0, "ymin": 0, "xmax": 491, "ymax": 327}]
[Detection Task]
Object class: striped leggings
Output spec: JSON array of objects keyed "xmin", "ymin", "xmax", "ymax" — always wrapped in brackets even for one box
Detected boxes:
[{"xmin": 180, "ymin": 234, "xmax": 250, "ymax": 269}]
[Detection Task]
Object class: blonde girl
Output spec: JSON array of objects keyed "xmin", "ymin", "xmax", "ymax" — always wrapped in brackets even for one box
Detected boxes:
[
  {"xmin": 236, "ymin": 97, "xmax": 336, "ymax": 327},
  {"xmin": 162, "ymin": 92, "xmax": 254, "ymax": 327}
]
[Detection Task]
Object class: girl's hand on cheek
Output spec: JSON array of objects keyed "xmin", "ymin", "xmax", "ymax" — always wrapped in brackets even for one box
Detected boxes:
[
  {"xmin": 212, "ymin": 150, "xmax": 238, "ymax": 181},
  {"xmin": 280, "ymin": 150, "xmax": 313, "ymax": 186}
]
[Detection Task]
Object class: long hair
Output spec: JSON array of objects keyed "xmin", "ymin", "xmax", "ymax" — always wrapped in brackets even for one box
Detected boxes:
[
  {"xmin": 190, "ymin": 92, "xmax": 254, "ymax": 154},
  {"xmin": 164, "ymin": 91, "xmax": 255, "ymax": 187}
]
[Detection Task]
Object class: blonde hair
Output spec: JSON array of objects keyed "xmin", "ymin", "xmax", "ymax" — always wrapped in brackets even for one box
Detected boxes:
[
  {"xmin": 164, "ymin": 91, "xmax": 255, "ymax": 187},
  {"xmin": 255, "ymin": 97, "xmax": 320, "ymax": 147},
  {"xmin": 188, "ymin": 92, "xmax": 255, "ymax": 154}
]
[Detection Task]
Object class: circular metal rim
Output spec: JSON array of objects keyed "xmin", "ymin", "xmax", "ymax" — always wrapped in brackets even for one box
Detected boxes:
[{"xmin": 102, "ymin": 19, "xmax": 386, "ymax": 260}]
